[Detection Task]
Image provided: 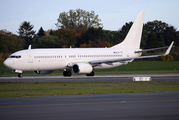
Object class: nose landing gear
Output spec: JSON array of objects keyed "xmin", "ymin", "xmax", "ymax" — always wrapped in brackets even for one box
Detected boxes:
[{"xmin": 13, "ymin": 70, "xmax": 23, "ymax": 78}]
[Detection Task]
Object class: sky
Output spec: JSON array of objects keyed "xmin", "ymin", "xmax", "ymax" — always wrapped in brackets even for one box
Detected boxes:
[{"xmin": 0, "ymin": 0, "xmax": 179, "ymax": 35}]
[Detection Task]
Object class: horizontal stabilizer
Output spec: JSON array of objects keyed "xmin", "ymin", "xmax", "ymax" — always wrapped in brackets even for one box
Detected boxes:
[
  {"xmin": 135, "ymin": 43, "xmax": 174, "ymax": 53},
  {"xmin": 135, "ymin": 46, "xmax": 168, "ymax": 53}
]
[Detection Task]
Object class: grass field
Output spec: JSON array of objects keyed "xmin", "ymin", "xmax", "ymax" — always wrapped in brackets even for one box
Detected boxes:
[
  {"xmin": 1, "ymin": 61, "xmax": 179, "ymax": 98},
  {"xmin": 0, "ymin": 81, "xmax": 179, "ymax": 98},
  {"xmin": 95, "ymin": 61, "xmax": 179, "ymax": 74},
  {"xmin": 1, "ymin": 61, "xmax": 179, "ymax": 76}
]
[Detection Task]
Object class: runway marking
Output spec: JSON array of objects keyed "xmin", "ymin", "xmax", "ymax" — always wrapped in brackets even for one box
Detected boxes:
[{"xmin": 1, "ymin": 99, "xmax": 179, "ymax": 108}]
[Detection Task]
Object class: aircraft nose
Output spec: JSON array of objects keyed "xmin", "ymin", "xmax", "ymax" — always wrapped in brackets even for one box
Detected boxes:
[{"xmin": 3, "ymin": 59, "xmax": 12, "ymax": 69}]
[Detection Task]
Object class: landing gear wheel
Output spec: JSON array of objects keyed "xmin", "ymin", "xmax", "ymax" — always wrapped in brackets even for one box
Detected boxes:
[
  {"xmin": 63, "ymin": 71, "xmax": 72, "ymax": 77},
  {"xmin": 86, "ymin": 71, "xmax": 95, "ymax": 76},
  {"xmin": 18, "ymin": 73, "xmax": 23, "ymax": 78}
]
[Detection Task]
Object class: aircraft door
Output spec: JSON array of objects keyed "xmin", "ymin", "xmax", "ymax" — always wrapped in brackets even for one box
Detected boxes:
[{"xmin": 27, "ymin": 51, "xmax": 33, "ymax": 63}]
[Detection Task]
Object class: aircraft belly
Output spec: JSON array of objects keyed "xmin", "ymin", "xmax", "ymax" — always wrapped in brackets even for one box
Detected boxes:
[{"xmin": 95, "ymin": 62, "xmax": 124, "ymax": 69}]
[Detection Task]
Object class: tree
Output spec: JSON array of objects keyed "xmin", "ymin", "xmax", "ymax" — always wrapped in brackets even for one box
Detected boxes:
[
  {"xmin": 76, "ymin": 27, "xmax": 103, "ymax": 47},
  {"xmin": 17, "ymin": 21, "xmax": 36, "ymax": 38},
  {"xmin": 37, "ymin": 36, "xmax": 68, "ymax": 48},
  {"xmin": 147, "ymin": 33, "xmax": 158, "ymax": 48},
  {"xmin": 0, "ymin": 29, "xmax": 25, "ymax": 53},
  {"xmin": 119, "ymin": 22, "xmax": 133, "ymax": 40},
  {"xmin": 44, "ymin": 29, "xmax": 55, "ymax": 36},
  {"xmin": 55, "ymin": 28, "xmax": 81, "ymax": 47},
  {"xmin": 144, "ymin": 20, "xmax": 168, "ymax": 34},
  {"xmin": 49, "ymin": 30, "xmax": 55, "ymax": 36},
  {"xmin": 76, "ymin": 27, "xmax": 120, "ymax": 47},
  {"xmin": 108, "ymin": 30, "xmax": 122, "ymax": 46},
  {"xmin": 55, "ymin": 9, "xmax": 103, "ymax": 33},
  {"xmin": 163, "ymin": 26, "xmax": 177, "ymax": 45},
  {"xmin": 17, "ymin": 21, "xmax": 36, "ymax": 48},
  {"xmin": 37, "ymin": 27, "xmax": 45, "ymax": 37},
  {"xmin": 142, "ymin": 20, "xmax": 169, "ymax": 48}
]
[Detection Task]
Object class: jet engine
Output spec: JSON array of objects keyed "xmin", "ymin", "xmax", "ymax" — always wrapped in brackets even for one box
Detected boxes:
[
  {"xmin": 72, "ymin": 63, "xmax": 93, "ymax": 74},
  {"xmin": 34, "ymin": 70, "xmax": 53, "ymax": 74}
]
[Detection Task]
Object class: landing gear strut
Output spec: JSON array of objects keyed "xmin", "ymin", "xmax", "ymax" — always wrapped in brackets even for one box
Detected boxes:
[
  {"xmin": 63, "ymin": 71, "xmax": 72, "ymax": 77},
  {"xmin": 86, "ymin": 71, "xmax": 95, "ymax": 76},
  {"xmin": 18, "ymin": 73, "xmax": 23, "ymax": 78}
]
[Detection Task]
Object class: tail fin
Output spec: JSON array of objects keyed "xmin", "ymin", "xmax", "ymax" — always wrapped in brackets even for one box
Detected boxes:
[{"xmin": 111, "ymin": 11, "xmax": 145, "ymax": 49}]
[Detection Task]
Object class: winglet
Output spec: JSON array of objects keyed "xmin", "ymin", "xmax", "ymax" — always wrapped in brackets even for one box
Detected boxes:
[
  {"xmin": 163, "ymin": 41, "xmax": 174, "ymax": 56},
  {"xmin": 28, "ymin": 45, "xmax": 31, "ymax": 50}
]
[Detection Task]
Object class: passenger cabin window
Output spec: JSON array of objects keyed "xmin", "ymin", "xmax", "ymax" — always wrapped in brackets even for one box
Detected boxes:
[
  {"xmin": 34, "ymin": 55, "xmax": 62, "ymax": 59},
  {"xmin": 9, "ymin": 55, "xmax": 21, "ymax": 58}
]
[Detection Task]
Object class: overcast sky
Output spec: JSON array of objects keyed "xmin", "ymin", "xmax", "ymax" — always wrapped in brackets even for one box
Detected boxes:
[{"xmin": 0, "ymin": 0, "xmax": 179, "ymax": 34}]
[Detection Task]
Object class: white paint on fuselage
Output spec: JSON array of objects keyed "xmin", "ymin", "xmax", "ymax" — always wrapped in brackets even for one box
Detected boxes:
[{"xmin": 4, "ymin": 48, "xmax": 141, "ymax": 72}]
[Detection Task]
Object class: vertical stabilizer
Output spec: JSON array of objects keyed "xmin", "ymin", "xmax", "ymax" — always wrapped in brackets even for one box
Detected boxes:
[{"xmin": 111, "ymin": 11, "xmax": 145, "ymax": 49}]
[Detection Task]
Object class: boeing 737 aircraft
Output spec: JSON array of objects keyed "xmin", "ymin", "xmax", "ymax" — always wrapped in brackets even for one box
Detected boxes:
[{"xmin": 3, "ymin": 11, "xmax": 174, "ymax": 77}]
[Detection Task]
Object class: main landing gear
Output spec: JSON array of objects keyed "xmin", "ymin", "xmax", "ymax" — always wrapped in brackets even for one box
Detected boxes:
[
  {"xmin": 86, "ymin": 71, "xmax": 95, "ymax": 76},
  {"xmin": 18, "ymin": 73, "xmax": 23, "ymax": 78},
  {"xmin": 63, "ymin": 71, "xmax": 95, "ymax": 77},
  {"xmin": 63, "ymin": 71, "xmax": 72, "ymax": 77}
]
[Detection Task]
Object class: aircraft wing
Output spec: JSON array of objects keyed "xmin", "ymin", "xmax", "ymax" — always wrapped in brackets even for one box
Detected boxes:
[{"xmin": 90, "ymin": 41, "xmax": 174, "ymax": 65}]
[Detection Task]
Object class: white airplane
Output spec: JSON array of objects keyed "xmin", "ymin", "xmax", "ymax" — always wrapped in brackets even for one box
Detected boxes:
[{"xmin": 3, "ymin": 11, "xmax": 174, "ymax": 77}]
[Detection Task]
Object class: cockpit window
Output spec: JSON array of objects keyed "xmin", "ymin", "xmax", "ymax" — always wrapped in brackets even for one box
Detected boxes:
[
  {"xmin": 16, "ymin": 55, "xmax": 21, "ymax": 58},
  {"xmin": 10, "ymin": 56, "xmax": 16, "ymax": 58},
  {"xmin": 10, "ymin": 55, "xmax": 21, "ymax": 58}
]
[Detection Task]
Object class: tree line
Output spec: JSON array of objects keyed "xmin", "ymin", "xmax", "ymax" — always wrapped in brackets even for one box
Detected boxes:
[{"xmin": 0, "ymin": 9, "xmax": 179, "ymax": 61}]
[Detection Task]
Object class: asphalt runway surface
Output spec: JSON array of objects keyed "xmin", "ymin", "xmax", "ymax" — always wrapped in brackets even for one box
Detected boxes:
[
  {"xmin": 1, "ymin": 73, "xmax": 179, "ymax": 82},
  {"xmin": 0, "ymin": 92, "xmax": 179, "ymax": 120},
  {"xmin": 0, "ymin": 74, "xmax": 179, "ymax": 120},
  {"xmin": 0, "ymin": 77, "xmax": 179, "ymax": 82}
]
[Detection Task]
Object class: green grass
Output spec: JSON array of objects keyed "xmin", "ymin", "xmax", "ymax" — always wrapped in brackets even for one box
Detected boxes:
[
  {"xmin": 95, "ymin": 61, "xmax": 179, "ymax": 74},
  {"xmin": 1, "ymin": 61, "xmax": 179, "ymax": 98},
  {"xmin": 1, "ymin": 61, "xmax": 179, "ymax": 76},
  {"xmin": 0, "ymin": 81, "xmax": 179, "ymax": 98}
]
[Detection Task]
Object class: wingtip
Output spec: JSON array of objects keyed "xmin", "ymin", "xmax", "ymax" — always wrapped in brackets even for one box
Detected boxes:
[{"xmin": 163, "ymin": 41, "xmax": 174, "ymax": 56}]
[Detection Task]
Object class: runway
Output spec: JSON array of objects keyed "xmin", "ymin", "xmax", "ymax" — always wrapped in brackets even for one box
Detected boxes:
[
  {"xmin": 1, "ymin": 74, "xmax": 179, "ymax": 119},
  {"xmin": 1, "ymin": 73, "xmax": 179, "ymax": 82},
  {"xmin": 0, "ymin": 74, "xmax": 179, "ymax": 82},
  {"xmin": 0, "ymin": 92, "xmax": 179, "ymax": 120}
]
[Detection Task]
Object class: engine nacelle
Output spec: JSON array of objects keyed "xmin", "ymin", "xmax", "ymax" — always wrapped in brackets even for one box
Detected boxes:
[
  {"xmin": 72, "ymin": 63, "xmax": 93, "ymax": 74},
  {"xmin": 34, "ymin": 70, "xmax": 53, "ymax": 74}
]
